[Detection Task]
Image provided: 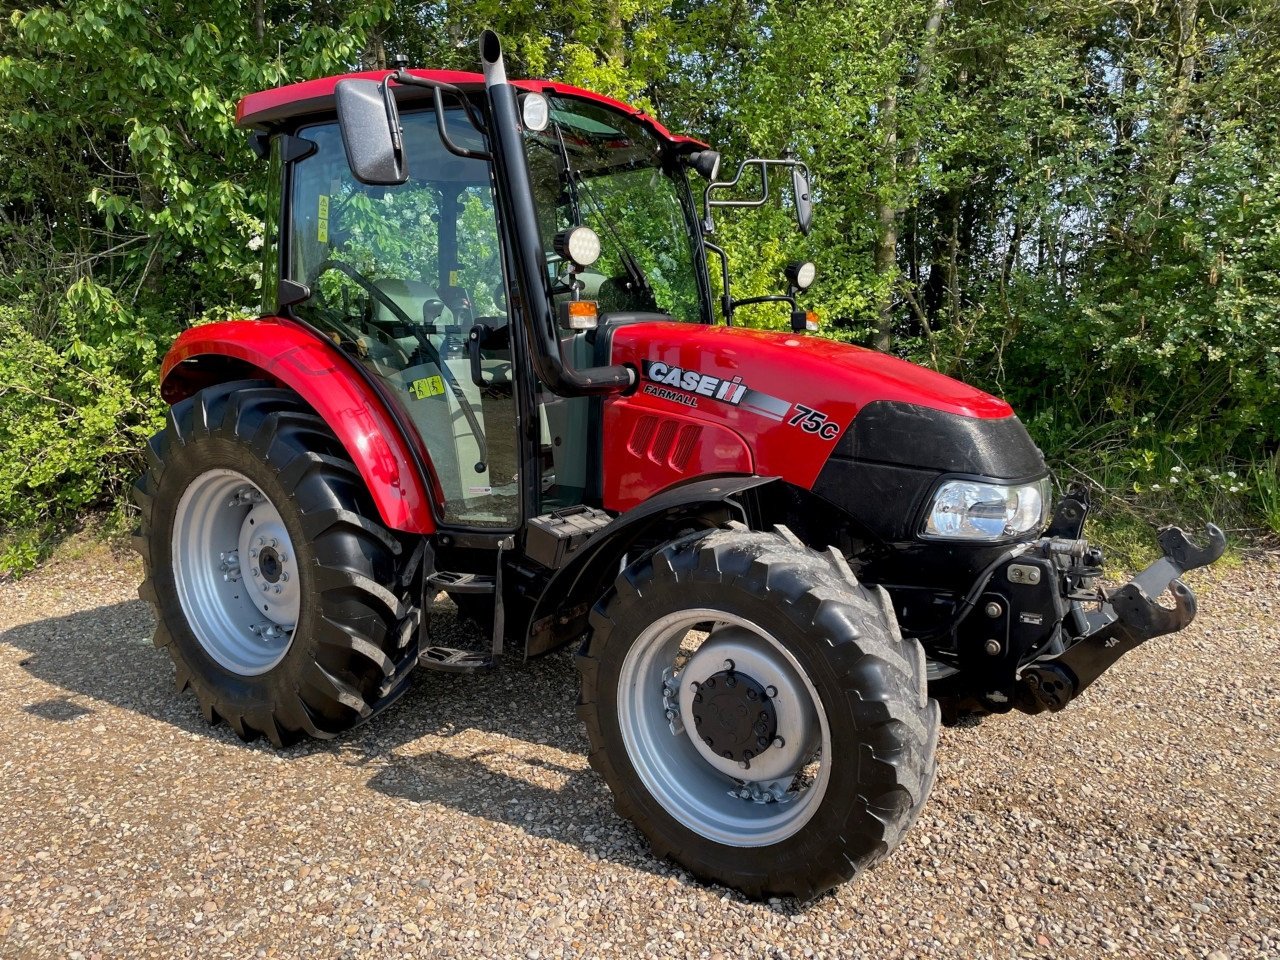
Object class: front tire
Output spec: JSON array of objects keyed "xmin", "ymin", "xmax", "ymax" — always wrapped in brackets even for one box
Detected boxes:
[
  {"xmin": 133, "ymin": 380, "xmax": 422, "ymax": 746},
  {"xmin": 577, "ymin": 527, "xmax": 939, "ymax": 900}
]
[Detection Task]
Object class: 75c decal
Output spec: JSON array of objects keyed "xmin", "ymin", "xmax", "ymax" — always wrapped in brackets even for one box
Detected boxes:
[{"xmin": 788, "ymin": 403, "xmax": 842, "ymax": 441}]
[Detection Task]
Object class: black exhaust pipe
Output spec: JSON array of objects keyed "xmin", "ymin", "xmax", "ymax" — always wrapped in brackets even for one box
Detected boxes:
[{"xmin": 479, "ymin": 30, "xmax": 634, "ymax": 397}]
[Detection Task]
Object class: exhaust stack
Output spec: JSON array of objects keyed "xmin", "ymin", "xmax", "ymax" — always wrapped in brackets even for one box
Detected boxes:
[
  {"xmin": 477, "ymin": 30, "xmax": 634, "ymax": 397},
  {"xmin": 480, "ymin": 29, "xmax": 508, "ymax": 87}
]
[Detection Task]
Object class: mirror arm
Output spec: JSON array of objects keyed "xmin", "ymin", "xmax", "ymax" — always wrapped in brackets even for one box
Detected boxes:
[
  {"xmin": 386, "ymin": 70, "xmax": 493, "ymax": 162},
  {"xmin": 702, "ymin": 157, "xmax": 810, "ymax": 233}
]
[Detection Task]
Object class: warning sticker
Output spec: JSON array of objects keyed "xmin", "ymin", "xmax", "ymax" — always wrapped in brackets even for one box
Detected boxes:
[
  {"xmin": 409, "ymin": 376, "xmax": 445, "ymax": 400},
  {"xmin": 317, "ymin": 195, "xmax": 329, "ymax": 244}
]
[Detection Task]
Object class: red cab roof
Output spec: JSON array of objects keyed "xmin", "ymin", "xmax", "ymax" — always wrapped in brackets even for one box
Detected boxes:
[{"xmin": 235, "ymin": 68, "xmax": 706, "ymax": 149}]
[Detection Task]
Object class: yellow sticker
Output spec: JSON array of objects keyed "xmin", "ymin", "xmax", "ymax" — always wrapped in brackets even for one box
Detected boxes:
[
  {"xmin": 317, "ymin": 194, "xmax": 329, "ymax": 244},
  {"xmin": 449, "ymin": 270, "xmax": 459, "ymax": 286},
  {"xmin": 409, "ymin": 376, "xmax": 445, "ymax": 400}
]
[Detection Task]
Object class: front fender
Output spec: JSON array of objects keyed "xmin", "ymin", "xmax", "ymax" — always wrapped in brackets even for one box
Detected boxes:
[
  {"xmin": 161, "ymin": 317, "xmax": 435, "ymax": 535},
  {"xmin": 524, "ymin": 475, "xmax": 777, "ymax": 657}
]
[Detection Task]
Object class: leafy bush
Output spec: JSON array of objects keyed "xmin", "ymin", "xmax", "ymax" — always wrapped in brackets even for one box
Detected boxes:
[{"xmin": 0, "ymin": 290, "xmax": 166, "ymax": 572}]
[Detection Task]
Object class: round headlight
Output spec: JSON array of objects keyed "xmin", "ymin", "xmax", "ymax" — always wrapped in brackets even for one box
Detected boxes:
[
  {"xmin": 553, "ymin": 226, "xmax": 602, "ymax": 268},
  {"xmin": 521, "ymin": 93, "xmax": 550, "ymax": 132},
  {"xmin": 785, "ymin": 261, "xmax": 816, "ymax": 291},
  {"xmin": 924, "ymin": 478, "xmax": 1050, "ymax": 541}
]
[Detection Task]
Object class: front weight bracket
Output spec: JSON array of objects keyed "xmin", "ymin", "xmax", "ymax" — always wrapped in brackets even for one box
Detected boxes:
[{"xmin": 1018, "ymin": 523, "xmax": 1225, "ymax": 713}]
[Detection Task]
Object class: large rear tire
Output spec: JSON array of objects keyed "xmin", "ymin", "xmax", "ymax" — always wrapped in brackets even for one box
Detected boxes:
[
  {"xmin": 577, "ymin": 527, "xmax": 939, "ymax": 900},
  {"xmin": 133, "ymin": 380, "xmax": 422, "ymax": 746}
]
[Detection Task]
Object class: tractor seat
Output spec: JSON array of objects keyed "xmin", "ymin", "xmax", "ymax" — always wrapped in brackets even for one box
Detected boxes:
[{"xmin": 372, "ymin": 278, "xmax": 456, "ymax": 332}]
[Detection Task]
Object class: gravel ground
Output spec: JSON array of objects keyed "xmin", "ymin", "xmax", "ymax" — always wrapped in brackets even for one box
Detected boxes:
[{"xmin": 0, "ymin": 541, "xmax": 1276, "ymax": 959}]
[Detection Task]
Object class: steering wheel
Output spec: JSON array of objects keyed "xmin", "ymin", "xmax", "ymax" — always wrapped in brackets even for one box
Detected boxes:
[{"xmin": 317, "ymin": 261, "xmax": 489, "ymax": 468}]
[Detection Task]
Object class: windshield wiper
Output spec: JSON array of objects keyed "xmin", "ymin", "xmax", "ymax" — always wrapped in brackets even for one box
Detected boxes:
[{"xmin": 549, "ymin": 121, "xmax": 652, "ymax": 299}]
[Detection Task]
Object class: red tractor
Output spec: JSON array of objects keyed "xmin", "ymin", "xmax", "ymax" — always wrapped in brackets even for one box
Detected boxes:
[{"xmin": 135, "ymin": 32, "xmax": 1224, "ymax": 899}]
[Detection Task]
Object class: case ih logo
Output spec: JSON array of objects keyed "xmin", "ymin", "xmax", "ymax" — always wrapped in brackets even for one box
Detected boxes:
[
  {"xmin": 641, "ymin": 360, "xmax": 792, "ymax": 422},
  {"xmin": 643, "ymin": 361, "xmax": 747, "ymax": 405}
]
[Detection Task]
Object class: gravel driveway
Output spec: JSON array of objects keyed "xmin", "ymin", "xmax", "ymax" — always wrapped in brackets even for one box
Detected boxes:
[{"xmin": 0, "ymin": 541, "xmax": 1276, "ymax": 959}]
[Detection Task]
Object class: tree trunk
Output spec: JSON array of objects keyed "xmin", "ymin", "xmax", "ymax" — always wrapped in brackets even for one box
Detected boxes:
[
  {"xmin": 874, "ymin": 0, "xmax": 949, "ymax": 353},
  {"xmin": 873, "ymin": 84, "xmax": 898, "ymax": 353}
]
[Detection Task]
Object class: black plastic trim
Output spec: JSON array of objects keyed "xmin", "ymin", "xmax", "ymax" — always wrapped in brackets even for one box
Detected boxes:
[{"xmin": 832, "ymin": 400, "xmax": 1044, "ymax": 477}]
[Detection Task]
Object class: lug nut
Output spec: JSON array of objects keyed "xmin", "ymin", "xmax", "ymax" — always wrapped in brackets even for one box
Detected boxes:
[
  {"xmin": 984, "ymin": 638, "xmax": 1002, "ymax": 656},
  {"xmin": 757, "ymin": 737, "xmax": 769, "ymax": 748},
  {"xmin": 765, "ymin": 685, "xmax": 777, "ymax": 698},
  {"xmin": 725, "ymin": 675, "xmax": 737, "ymax": 688},
  {"xmin": 722, "ymin": 659, "xmax": 735, "ymax": 671},
  {"xmin": 747, "ymin": 688, "xmax": 758, "ymax": 700},
  {"xmin": 985, "ymin": 602, "xmax": 1003, "ymax": 618},
  {"xmin": 694, "ymin": 715, "xmax": 703, "ymax": 726},
  {"xmin": 772, "ymin": 736, "xmax": 785, "ymax": 749}
]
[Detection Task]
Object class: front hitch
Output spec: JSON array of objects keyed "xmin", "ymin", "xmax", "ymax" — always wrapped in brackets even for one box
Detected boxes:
[{"xmin": 1018, "ymin": 523, "xmax": 1226, "ymax": 713}]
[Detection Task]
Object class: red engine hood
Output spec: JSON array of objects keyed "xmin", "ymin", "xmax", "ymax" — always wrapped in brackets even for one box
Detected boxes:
[{"xmin": 601, "ymin": 323, "xmax": 1013, "ymax": 507}]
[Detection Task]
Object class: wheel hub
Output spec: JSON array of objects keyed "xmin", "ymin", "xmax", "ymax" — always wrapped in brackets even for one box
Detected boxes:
[
  {"xmin": 170, "ymin": 469, "xmax": 299, "ymax": 676},
  {"xmin": 677, "ymin": 627, "xmax": 819, "ymax": 783},
  {"xmin": 619, "ymin": 609, "xmax": 833, "ymax": 847},
  {"xmin": 257, "ymin": 546, "xmax": 283, "ymax": 583},
  {"xmin": 692, "ymin": 670, "xmax": 777, "ymax": 763}
]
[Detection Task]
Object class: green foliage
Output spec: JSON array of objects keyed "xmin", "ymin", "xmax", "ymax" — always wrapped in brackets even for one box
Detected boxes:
[{"xmin": 2, "ymin": 0, "xmax": 1278, "ymax": 572}]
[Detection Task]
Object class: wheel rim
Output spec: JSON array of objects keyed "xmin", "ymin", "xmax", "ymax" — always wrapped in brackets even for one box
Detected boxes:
[
  {"xmin": 170, "ymin": 469, "xmax": 299, "ymax": 676},
  {"xmin": 617, "ymin": 609, "xmax": 832, "ymax": 847}
]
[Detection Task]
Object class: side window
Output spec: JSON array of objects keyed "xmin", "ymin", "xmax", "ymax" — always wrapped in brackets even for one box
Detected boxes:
[{"xmin": 287, "ymin": 110, "xmax": 521, "ymax": 529}]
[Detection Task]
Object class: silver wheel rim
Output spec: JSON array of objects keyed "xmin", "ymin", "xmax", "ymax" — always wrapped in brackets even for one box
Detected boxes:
[
  {"xmin": 170, "ymin": 469, "xmax": 300, "ymax": 676},
  {"xmin": 617, "ymin": 608, "xmax": 832, "ymax": 847}
]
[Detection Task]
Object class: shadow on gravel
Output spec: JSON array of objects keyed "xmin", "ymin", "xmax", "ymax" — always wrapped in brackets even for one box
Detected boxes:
[{"xmin": 2, "ymin": 598, "xmax": 765, "ymax": 902}]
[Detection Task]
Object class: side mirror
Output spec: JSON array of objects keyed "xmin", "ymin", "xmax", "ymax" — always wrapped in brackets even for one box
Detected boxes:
[
  {"xmin": 792, "ymin": 165, "xmax": 813, "ymax": 236},
  {"xmin": 335, "ymin": 78, "xmax": 409, "ymax": 186}
]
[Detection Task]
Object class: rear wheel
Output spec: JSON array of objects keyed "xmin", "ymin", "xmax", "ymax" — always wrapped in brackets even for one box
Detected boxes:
[
  {"xmin": 133, "ymin": 380, "xmax": 422, "ymax": 746},
  {"xmin": 578, "ymin": 527, "xmax": 939, "ymax": 900}
]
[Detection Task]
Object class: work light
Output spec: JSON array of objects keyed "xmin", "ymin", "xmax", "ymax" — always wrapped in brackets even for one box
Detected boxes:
[{"xmin": 553, "ymin": 226, "xmax": 602, "ymax": 268}]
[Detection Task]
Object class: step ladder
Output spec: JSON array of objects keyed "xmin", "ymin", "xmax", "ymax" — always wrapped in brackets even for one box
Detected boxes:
[{"xmin": 418, "ymin": 566, "xmax": 502, "ymax": 674}]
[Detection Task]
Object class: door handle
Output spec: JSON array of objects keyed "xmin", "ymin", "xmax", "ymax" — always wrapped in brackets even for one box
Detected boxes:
[{"xmin": 468, "ymin": 323, "xmax": 493, "ymax": 387}]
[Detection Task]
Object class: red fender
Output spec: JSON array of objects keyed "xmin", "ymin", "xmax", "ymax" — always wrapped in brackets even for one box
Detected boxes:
[{"xmin": 161, "ymin": 317, "xmax": 435, "ymax": 535}]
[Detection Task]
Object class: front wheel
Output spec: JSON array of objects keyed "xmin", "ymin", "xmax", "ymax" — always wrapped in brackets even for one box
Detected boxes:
[{"xmin": 577, "ymin": 528, "xmax": 939, "ymax": 900}]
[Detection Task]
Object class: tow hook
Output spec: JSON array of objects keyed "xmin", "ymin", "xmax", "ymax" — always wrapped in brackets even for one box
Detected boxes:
[{"xmin": 1018, "ymin": 523, "xmax": 1226, "ymax": 713}]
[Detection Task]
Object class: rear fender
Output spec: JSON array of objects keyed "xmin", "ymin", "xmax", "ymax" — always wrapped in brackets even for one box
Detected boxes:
[
  {"xmin": 161, "ymin": 317, "xmax": 436, "ymax": 535},
  {"xmin": 523, "ymin": 475, "xmax": 777, "ymax": 657}
]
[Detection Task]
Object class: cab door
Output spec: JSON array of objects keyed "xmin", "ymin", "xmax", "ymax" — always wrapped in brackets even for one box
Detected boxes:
[{"xmin": 284, "ymin": 108, "xmax": 523, "ymax": 530}]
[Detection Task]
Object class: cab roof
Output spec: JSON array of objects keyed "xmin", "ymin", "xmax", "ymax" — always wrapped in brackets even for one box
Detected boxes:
[{"xmin": 235, "ymin": 68, "xmax": 706, "ymax": 150}]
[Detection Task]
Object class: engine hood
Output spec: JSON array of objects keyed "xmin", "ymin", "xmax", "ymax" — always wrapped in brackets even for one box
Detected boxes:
[{"xmin": 602, "ymin": 322, "xmax": 1022, "ymax": 504}]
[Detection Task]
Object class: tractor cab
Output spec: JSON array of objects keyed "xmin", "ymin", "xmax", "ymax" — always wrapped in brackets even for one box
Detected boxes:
[{"xmin": 240, "ymin": 39, "xmax": 813, "ymax": 537}]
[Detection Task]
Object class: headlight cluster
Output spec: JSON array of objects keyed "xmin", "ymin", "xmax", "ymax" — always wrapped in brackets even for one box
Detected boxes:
[{"xmin": 923, "ymin": 477, "xmax": 1051, "ymax": 541}]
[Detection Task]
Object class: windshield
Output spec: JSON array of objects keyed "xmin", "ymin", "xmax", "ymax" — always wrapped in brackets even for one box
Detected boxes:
[{"xmin": 523, "ymin": 96, "xmax": 709, "ymax": 323}]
